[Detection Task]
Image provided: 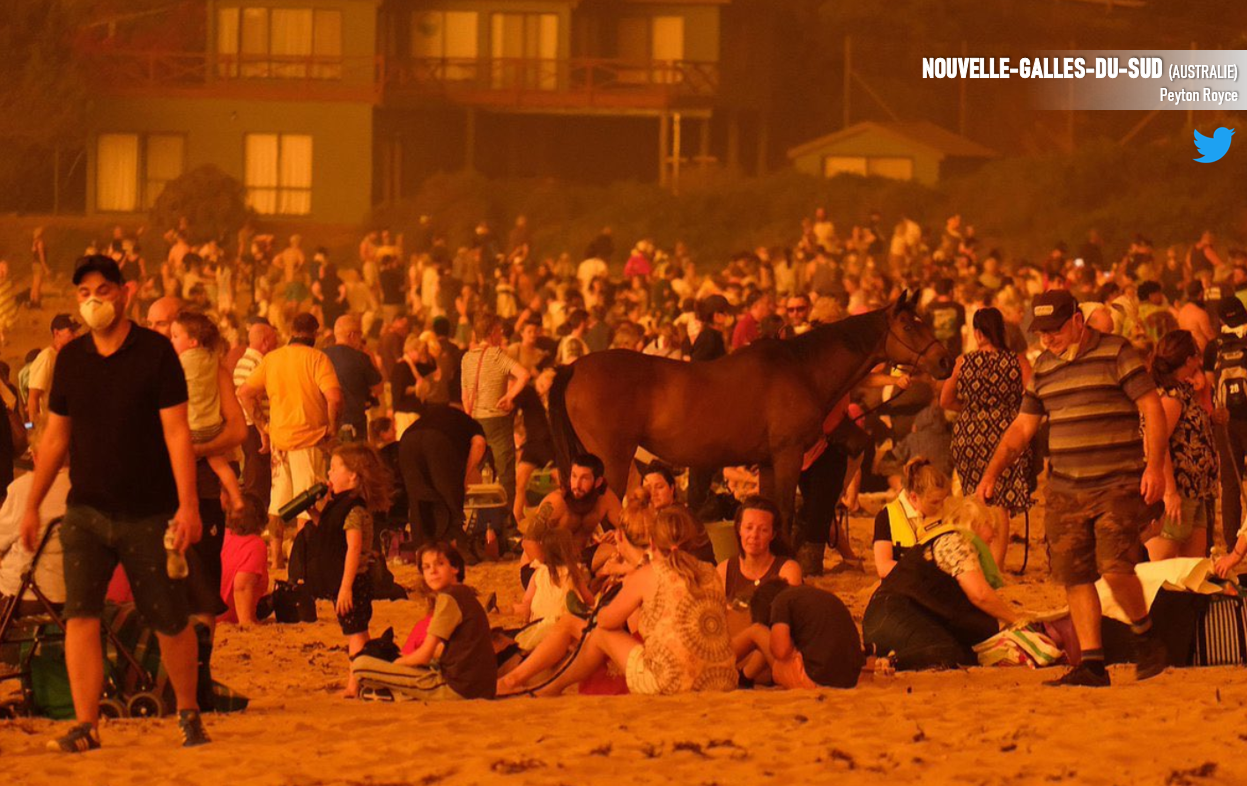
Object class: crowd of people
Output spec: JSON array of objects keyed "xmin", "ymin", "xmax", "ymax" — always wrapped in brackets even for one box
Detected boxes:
[{"xmin": 2, "ymin": 209, "xmax": 1247, "ymax": 752}]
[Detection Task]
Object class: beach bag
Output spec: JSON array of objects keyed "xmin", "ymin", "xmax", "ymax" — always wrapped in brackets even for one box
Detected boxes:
[
  {"xmin": 1194, "ymin": 595, "xmax": 1247, "ymax": 666},
  {"xmin": 271, "ymin": 579, "xmax": 317, "ymax": 624},
  {"xmin": 355, "ymin": 627, "xmax": 400, "ymax": 663},
  {"xmin": 973, "ymin": 626, "xmax": 1064, "ymax": 668}
]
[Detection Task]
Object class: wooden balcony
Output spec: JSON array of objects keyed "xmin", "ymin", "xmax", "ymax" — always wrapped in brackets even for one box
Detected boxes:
[
  {"xmin": 86, "ymin": 51, "xmax": 385, "ymax": 103},
  {"xmin": 85, "ymin": 50, "xmax": 720, "ymax": 112}
]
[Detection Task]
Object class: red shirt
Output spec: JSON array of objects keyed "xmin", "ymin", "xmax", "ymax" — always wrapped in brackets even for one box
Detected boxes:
[{"xmin": 218, "ymin": 530, "xmax": 269, "ymax": 623}]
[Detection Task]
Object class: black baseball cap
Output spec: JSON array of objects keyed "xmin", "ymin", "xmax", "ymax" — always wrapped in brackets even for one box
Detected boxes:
[
  {"xmin": 50, "ymin": 313, "xmax": 80, "ymax": 332},
  {"xmin": 1029, "ymin": 289, "xmax": 1078, "ymax": 332},
  {"xmin": 72, "ymin": 254, "xmax": 125, "ymax": 286},
  {"xmin": 1219, "ymin": 295, "xmax": 1247, "ymax": 328}
]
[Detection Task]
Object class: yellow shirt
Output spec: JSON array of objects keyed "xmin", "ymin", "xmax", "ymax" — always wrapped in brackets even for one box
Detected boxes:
[{"xmin": 246, "ymin": 343, "xmax": 340, "ymax": 451}]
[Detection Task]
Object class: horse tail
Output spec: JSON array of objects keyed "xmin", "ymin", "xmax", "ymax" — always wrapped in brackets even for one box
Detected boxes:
[{"xmin": 548, "ymin": 364, "xmax": 585, "ymax": 483}]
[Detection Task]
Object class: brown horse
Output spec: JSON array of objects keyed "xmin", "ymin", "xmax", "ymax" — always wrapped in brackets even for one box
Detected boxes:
[{"xmin": 547, "ymin": 292, "xmax": 954, "ymax": 533}]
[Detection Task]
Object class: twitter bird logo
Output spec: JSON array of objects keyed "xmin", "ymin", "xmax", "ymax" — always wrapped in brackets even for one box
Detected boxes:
[{"xmin": 1194, "ymin": 127, "xmax": 1234, "ymax": 163}]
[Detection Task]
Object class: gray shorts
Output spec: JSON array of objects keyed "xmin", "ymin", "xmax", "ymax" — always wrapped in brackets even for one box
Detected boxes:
[{"xmin": 61, "ymin": 505, "xmax": 190, "ymax": 636}]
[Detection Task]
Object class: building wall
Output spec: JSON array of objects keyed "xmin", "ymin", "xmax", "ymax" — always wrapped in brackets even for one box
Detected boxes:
[{"xmin": 89, "ymin": 97, "xmax": 375, "ymax": 224}]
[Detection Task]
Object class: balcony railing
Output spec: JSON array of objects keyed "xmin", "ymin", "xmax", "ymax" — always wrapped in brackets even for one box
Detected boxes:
[
  {"xmin": 382, "ymin": 57, "xmax": 721, "ymax": 109},
  {"xmin": 85, "ymin": 50, "xmax": 720, "ymax": 110}
]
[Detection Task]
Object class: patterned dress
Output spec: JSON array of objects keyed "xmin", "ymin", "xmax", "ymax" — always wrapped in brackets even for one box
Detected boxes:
[
  {"xmin": 635, "ymin": 560, "xmax": 738, "ymax": 695},
  {"xmin": 1161, "ymin": 382, "xmax": 1218, "ymax": 501},
  {"xmin": 950, "ymin": 350, "xmax": 1034, "ymax": 513}
]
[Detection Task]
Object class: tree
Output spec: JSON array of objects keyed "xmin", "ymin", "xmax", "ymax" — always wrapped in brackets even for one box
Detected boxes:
[{"xmin": 150, "ymin": 165, "xmax": 252, "ymax": 246}]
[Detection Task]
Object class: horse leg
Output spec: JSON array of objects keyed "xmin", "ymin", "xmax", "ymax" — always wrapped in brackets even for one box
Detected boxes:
[{"xmin": 769, "ymin": 451, "xmax": 803, "ymax": 545}]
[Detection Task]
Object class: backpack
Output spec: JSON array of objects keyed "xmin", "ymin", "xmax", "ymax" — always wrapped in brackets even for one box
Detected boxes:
[{"xmin": 1214, "ymin": 335, "xmax": 1247, "ymax": 419}]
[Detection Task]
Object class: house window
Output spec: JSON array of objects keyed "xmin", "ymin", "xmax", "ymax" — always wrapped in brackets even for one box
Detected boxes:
[
  {"xmin": 823, "ymin": 155, "xmax": 914, "ymax": 181},
  {"xmin": 412, "ymin": 11, "xmax": 479, "ymax": 80},
  {"xmin": 617, "ymin": 16, "xmax": 685, "ymax": 84},
  {"xmin": 217, "ymin": 7, "xmax": 343, "ymax": 79},
  {"xmin": 245, "ymin": 133, "xmax": 313, "ymax": 215},
  {"xmin": 823, "ymin": 156, "xmax": 867, "ymax": 178},
  {"xmin": 97, "ymin": 133, "xmax": 186, "ymax": 212},
  {"xmin": 867, "ymin": 157, "xmax": 914, "ymax": 180},
  {"xmin": 490, "ymin": 12, "xmax": 558, "ymax": 90}
]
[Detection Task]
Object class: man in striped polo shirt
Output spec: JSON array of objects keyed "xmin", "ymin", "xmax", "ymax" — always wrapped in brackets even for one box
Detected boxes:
[
  {"xmin": 233, "ymin": 319, "xmax": 278, "ymax": 513},
  {"xmin": 977, "ymin": 289, "xmax": 1172, "ymax": 687}
]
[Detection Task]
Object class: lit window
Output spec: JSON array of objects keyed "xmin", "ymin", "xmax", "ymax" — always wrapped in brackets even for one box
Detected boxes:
[
  {"xmin": 823, "ymin": 156, "xmax": 867, "ymax": 178},
  {"xmin": 217, "ymin": 7, "xmax": 342, "ymax": 79},
  {"xmin": 245, "ymin": 133, "xmax": 312, "ymax": 215},
  {"xmin": 97, "ymin": 133, "xmax": 186, "ymax": 212}
]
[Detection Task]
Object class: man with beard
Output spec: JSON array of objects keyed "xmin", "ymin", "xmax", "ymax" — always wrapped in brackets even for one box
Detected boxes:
[{"xmin": 522, "ymin": 454, "xmax": 622, "ymax": 558}]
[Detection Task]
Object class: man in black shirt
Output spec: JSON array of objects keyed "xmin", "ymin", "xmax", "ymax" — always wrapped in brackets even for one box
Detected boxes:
[
  {"xmin": 399, "ymin": 404, "xmax": 488, "ymax": 546},
  {"xmin": 923, "ymin": 278, "xmax": 966, "ymax": 356},
  {"xmin": 22, "ymin": 255, "xmax": 209, "ymax": 751},
  {"xmin": 324, "ymin": 314, "xmax": 383, "ymax": 441}
]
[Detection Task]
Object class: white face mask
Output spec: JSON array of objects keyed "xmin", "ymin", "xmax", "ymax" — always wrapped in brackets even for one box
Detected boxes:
[{"xmin": 79, "ymin": 297, "xmax": 117, "ymax": 331}]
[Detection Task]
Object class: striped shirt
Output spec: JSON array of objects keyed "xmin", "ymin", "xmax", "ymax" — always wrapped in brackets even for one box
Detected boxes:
[
  {"xmin": 1020, "ymin": 328, "xmax": 1154, "ymax": 492},
  {"xmin": 460, "ymin": 346, "xmax": 517, "ymax": 419},
  {"xmin": 232, "ymin": 347, "xmax": 268, "ymax": 426}
]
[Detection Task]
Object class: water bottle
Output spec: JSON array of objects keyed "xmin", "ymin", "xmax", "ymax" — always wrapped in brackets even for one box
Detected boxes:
[
  {"xmin": 165, "ymin": 521, "xmax": 188, "ymax": 580},
  {"xmin": 482, "ymin": 463, "xmax": 495, "ymax": 485}
]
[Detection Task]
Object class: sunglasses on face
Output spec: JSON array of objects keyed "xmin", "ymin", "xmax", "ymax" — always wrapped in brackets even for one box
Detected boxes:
[{"xmin": 787, "ymin": 306, "xmax": 808, "ymax": 313}]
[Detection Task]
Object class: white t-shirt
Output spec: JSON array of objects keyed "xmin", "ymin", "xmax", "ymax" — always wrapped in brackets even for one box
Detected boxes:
[{"xmin": 0, "ymin": 469, "xmax": 70, "ymax": 602}]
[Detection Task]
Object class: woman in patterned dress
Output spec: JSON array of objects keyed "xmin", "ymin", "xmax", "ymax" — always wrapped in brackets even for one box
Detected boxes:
[
  {"xmin": 941, "ymin": 307, "xmax": 1034, "ymax": 514},
  {"xmin": 534, "ymin": 506, "xmax": 738, "ymax": 697},
  {"xmin": 1146, "ymin": 330, "xmax": 1218, "ymax": 560}
]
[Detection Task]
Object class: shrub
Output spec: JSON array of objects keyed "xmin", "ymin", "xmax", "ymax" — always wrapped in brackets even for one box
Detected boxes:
[{"xmin": 149, "ymin": 164, "xmax": 252, "ymax": 246}]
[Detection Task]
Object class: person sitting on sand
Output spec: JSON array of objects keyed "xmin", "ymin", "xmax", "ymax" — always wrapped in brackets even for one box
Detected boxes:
[
  {"xmin": 872, "ymin": 458, "xmax": 953, "ymax": 578},
  {"xmin": 716, "ymin": 496, "xmax": 801, "ymax": 611},
  {"xmin": 525, "ymin": 506, "xmax": 738, "ymax": 697},
  {"xmin": 522, "ymin": 452, "xmax": 622, "ymax": 563},
  {"xmin": 512, "ymin": 524, "xmax": 592, "ymax": 652},
  {"xmin": 352, "ymin": 542, "xmax": 497, "ymax": 700},
  {"xmin": 217, "ymin": 495, "xmax": 270, "ymax": 627},
  {"xmin": 498, "ymin": 492, "xmax": 655, "ymax": 694},
  {"xmin": 862, "ymin": 496, "xmax": 1021, "ymax": 671},
  {"xmin": 732, "ymin": 579, "xmax": 865, "ymax": 689}
]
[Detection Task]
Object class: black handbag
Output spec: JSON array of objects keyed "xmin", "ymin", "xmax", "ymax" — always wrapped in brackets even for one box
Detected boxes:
[{"xmin": 271, "ymin": 579, "xmax": 317, "ymax": 624}]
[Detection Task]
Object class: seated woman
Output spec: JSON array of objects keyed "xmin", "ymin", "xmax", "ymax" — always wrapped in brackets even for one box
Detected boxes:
[
  {"xmin": 512, "ymin": 525, "xmax": 592, "ymax": 652},
  {"xmin": 532, "ymin": 506, "xmax": 737, "ymax": 697},
  {"xmin": 862, "ymin": 496, "xmax": 1021, "ymax": 671},
  {"xmin": 716, "ymin": 496, "xmax": 801, "ymax": 612},
  {"xmin": 872, "ymin": 458, "xmax": 953, "ymax": 578},
  {"xmin": 352, "ymin": 542, "xmax": 497, "ymax": 700},
  {"xmin": 733, "ymin": 579, "xmax": 865, "ymax": 689},
  {"xmin": 499, "ymin": 496, "xmax": 654, "ymax": 693}
]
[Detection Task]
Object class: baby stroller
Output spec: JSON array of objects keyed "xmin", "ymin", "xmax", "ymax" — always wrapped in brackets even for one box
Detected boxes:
[{"xmin": 0, "ymin": 518, "xmax": 165, "ymax": 720}]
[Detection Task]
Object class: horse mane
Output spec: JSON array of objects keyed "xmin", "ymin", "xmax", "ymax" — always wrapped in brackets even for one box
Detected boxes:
[{"xmin": 787, "ymin": 307, "xmax": 890, "ymax": 363}]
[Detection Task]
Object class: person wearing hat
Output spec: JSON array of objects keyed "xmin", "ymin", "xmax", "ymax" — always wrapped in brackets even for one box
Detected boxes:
[
  {"xmin": 26, "ymin": 313, "xmax": 81, "ymax": 425},
  {"xmin": 977, "ymin": 288, "xmax": 1173, "ymax": 688},
  {"xmin": 19, "ymin": 255, "xmax": 210, "ymax": 750},
  {"xmin": 1204, "ymin": 294, "xmax": 1247, "ymax": 550},
  {"xmin": 237, "ymin": 312, "xmax": 343, "ymax": 569}
]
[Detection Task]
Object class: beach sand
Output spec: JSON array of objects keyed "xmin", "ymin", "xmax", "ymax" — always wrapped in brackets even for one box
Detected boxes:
[
  {"xmin": 3, "ymin": 515, "xmax": 1246, "ymax": 786},
  {"xmin": 1, "ymin": 291, "xmax": 1245, "ymax": 785}
]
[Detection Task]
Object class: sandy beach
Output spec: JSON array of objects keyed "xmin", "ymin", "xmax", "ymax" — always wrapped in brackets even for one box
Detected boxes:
[{"xmin": 4, "ymin": 512, "xmax": 1246, "ymax": 786}]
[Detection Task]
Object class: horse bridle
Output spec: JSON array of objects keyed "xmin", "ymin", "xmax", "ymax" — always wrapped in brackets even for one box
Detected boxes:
[{"xmin": 884, "ymin": 320, "xmax": 942, "ymax": 374}]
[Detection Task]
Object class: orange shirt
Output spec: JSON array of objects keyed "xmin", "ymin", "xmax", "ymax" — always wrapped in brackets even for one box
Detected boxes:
[{"xmin": 246, "ymin": 344, "xmax": 340, "ymax": 451}]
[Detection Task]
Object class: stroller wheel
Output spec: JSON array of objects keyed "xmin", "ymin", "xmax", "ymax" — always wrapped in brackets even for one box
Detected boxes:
[
  {"xmin": 99, "ymin": 698, "xmax": 126, "ymax": 719},
  {"xmin": 126, "ymin": 691, "xmax": 165, "ymax": 719}
]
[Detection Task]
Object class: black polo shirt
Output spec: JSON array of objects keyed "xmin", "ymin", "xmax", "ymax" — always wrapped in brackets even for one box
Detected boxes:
[{"xmin": 49, "ymin": 322, "xmax": 188, "ymax": 518}]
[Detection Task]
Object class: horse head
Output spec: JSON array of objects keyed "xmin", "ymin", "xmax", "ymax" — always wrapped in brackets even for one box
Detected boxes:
[{"xmin": 883, "ymin": 290, "xmax": 954, "ymax": 379}]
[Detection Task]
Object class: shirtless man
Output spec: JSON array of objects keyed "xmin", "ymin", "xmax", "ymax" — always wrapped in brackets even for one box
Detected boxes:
[
  {"xmin": 522, "ymin": 453, "xmax": 621, "ymax": 556},
  {"xmin": 1176, "ymin": 280, "xmax": 1215, "ymax": 351}
]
